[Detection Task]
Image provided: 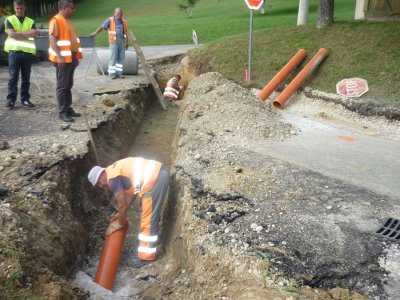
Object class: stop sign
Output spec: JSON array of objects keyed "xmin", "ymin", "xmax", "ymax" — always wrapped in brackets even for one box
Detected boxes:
[
  {"xmin": 336, "ymin": 78, "xmax": 369, "ymax": 97},
  {"xmin": 244, "ymin": 0, "xmax": 264, "ymax": 10}
]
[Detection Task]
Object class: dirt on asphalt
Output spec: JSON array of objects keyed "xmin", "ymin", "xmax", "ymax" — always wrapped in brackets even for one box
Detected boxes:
[{"xmin": 0, "ymin": 51, "xmax": 400, "ymax": 300}]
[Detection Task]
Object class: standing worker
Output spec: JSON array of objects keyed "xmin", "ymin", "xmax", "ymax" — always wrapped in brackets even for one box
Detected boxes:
[
  {"xmin": 90, "ymin": 8, "xmax": 128, "ymax": 79},
  {"xmin": 4, "ymin": 0, "xmax": 37, "ymax": 110},
  {"xmin": 163, "ymin": 74, "xmax": 182, "ymax": 101},
  {"xmin": 88, "ymin": 157, "xmax": 170, "ymax": 268},
  {"xmin": 49, "ymin": 0, "xmax": 83, "ymax": 123}
]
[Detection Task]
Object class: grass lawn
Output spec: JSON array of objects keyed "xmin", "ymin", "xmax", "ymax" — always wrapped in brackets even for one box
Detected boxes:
[
  {"xmin": 190, "ymin": 21, "xmax": 400, "ymax": 105},
  {"xmin": 35, "ymin": 0, "xmax": 399, "ymax": 106},
  {"xmin": 37, "ymin": 0, "xmax": 357, "ymax": 46}
]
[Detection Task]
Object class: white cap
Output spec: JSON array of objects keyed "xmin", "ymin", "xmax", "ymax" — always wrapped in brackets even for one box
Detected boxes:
[{"xmin": 88, "ymin": 166, "xmax": 105, "ymax": 186}]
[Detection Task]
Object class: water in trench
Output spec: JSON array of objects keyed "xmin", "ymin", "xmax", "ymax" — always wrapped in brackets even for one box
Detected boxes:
[{"xmin": 73, "ymin": 100, "xmax": 181, "ymax": 299}]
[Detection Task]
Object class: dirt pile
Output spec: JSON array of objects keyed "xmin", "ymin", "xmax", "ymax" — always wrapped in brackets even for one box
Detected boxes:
[{"xmin": 168, "ymin": 71, "xmax": 377, "ymax": 299}]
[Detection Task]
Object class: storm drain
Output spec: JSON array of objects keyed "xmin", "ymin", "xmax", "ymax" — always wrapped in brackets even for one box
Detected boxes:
[{"xmin": 376, "ymin": 218, "xmax": 400, "ymax": 241}]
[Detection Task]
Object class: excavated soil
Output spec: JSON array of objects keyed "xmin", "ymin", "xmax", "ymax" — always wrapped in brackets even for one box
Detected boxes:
[{"xmin": 0, "ymin": 52, "xmax": 400, "ymax": 300}]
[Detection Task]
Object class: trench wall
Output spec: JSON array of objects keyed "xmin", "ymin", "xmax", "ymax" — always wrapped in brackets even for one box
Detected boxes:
[{"xmin": 17, "ymin": 87, "xmax": 155, "ymax": 298}]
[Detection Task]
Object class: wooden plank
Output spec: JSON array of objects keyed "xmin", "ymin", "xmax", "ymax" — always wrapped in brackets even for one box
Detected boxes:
[{"xmin": 127, "ymin": 31, "xmax": 167, "ymax": 111}]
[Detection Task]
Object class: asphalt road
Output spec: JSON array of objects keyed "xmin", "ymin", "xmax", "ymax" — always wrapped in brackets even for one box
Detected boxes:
[{"xmin": 257, "ymin": 111, "xmax": 400, "ymax": 200}]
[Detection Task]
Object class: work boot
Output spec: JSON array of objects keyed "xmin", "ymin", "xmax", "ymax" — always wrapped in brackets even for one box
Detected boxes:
[
  {"xmin": 67, "ymin": 107, "xmax": 81, "ymax": 117},
  {"xmin": 22, "ymin": 100, "xmax": 35, "ymax": 108},
  {"xmin": 59, "ymin": 112, "xmax": 74, "ymax": 123},
  {"xmin": 6, "ymin": 101, "xmax": 15, "ymax": 110},
  {"xmin": 127, "ymin": 258, "xmax": 154, "ymax": 268}
]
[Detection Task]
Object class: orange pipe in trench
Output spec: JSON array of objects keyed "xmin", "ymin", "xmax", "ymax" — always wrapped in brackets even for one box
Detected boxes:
[
  {"xmin": 258, "ymin": 49, "xmax": 308, "ymax": 101},
  {"xmin": 94, "ymin": 221, "xmax": 129, "ymax": 291},
  {"xmin": 273, "ymin": 48, "xmax": 329, "ymax": 109}
]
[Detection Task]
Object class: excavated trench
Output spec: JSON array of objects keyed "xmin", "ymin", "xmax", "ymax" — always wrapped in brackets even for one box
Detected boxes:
[
  {"xmin": 3, "ymin": 56, "xmax": 399, "ymax": 299},
  {"xmin": 24, "ymin": 79, "xmax": 393, "ymax": 300},
  {"xmin": 65, "ymin": 87, "xmax": 185, "ymax": 298}
]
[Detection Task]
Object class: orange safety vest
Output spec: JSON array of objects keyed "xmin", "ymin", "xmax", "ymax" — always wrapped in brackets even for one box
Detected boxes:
[
  {"xmin": 105, "ymin": 157, "xmax": 162, "ymax": 198},
  {"xmin": 163, "ymin": 77, "xmax": 181, "ymax": 99},
  {"xmin": 48, "ymin": 15, "xmax": 83, "ymax": 63},
  {"xmin": 108, "ymin": 17, "xmax": 128, "ymax": 46}
]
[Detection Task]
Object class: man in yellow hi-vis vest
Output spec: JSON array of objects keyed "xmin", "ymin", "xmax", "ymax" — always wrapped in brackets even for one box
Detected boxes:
[
  {"xmin": 88, "ymin": 157, "xmax": 170, "ymax": 268},
  {"xmin": 4, "ymin": 0, "xmax": 37, "ymax": 110}
]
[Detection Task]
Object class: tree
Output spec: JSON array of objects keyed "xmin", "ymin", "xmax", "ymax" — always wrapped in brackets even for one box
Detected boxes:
[
  {"xmin": 178, "ymin": 0, "xmax": 200, "ymax": 18},
  {"xmin": 316, "ymin": 0, "xmax": 334, "ymax": 29}
]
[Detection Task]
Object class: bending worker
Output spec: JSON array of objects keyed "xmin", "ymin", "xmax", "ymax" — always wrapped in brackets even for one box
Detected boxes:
[
  {"xmin": 163, "ymin": 74, "xmax": 182, "ymax": 100},
  {"xmin": 90, "ymin": 7, "xmax": 128, "ymax": 79},
  {"xmin": 88, "ymin": 157, "xmax": 170, "ymax": 268}
]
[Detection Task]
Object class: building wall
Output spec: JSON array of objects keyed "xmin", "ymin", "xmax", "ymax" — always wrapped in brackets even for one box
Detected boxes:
[{"xmin": 367, "ymin": 0, "xmax": 400, "ymax": 15}]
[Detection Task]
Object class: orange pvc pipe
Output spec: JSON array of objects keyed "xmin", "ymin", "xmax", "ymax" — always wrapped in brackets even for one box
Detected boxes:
[
  {"xmin": 273, "ymin": 48, "xmax": 329, "ymax": 109},
  {"xmin": 258, "ymin": 49, "xmax": 308, "ymax": 101},
  {"xmin": 94, "ymin": 221, "xmax": 129, "ymax": 291}
]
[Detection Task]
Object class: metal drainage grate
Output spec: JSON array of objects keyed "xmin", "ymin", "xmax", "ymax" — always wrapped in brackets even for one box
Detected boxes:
[{"xmin": 376, "ymin": 218, "xmax": 400, "ymax": 241}]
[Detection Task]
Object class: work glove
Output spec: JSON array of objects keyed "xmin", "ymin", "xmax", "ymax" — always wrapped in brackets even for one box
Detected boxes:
[{"xmin": 106, "ymin": 220, "xmax": 124, "ymax": 236}]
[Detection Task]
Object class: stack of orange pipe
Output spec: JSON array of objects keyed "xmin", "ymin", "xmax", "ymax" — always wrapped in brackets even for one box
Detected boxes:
[
  {"xmin": 273, "ymin": 48, "xmax": 329, "ymax": 109},
  {"xmin": 258, "ymin": 49, "xmax": 308, "ymax": 101},
  {"xmin": 94, "ymin": 221, "xmax": 129, "ymax": 291}
]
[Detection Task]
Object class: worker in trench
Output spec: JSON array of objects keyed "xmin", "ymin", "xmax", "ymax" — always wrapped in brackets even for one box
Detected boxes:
[
  {"xmin": 163, "ymin": 74, "xmax": 183, "ymax": 103},
  {"xmin": 88, "ymin": 157, "xmax": 170, "ymax": 268}
]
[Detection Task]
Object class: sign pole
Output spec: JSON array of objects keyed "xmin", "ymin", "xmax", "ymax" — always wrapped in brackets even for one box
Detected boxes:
[
  {"xmin": 247, "ymin": 9, "xmax": 254, "ymax": 82},
  {"xmin": 244, "ymin": 0, "xmax": 264, "ymax": 81}
]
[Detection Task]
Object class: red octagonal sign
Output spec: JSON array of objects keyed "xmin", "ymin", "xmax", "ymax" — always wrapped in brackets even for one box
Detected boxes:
[
  {"xmin": 244, "ymin": 0, "xmax": 264, "ymax": 10},
  {"xmin": 336, "ymin": 78, "xmax": 369, "ymax": 98}
]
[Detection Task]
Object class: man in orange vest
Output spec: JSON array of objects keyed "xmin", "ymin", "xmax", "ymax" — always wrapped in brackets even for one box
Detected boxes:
[
  {"xmin": 49, "ymin": 0, "xmax": 83, "ymax": 123},
  {"xmin": 162, "ymin": 74, "xmax": 182, "ymax": 101},
  {"xmin": 90, "ymin": 8, "xmax": 128, "ymax": 79},
  {"xmin": 88, "ymin": 157, "xmax": 170, "ymax": 268}
]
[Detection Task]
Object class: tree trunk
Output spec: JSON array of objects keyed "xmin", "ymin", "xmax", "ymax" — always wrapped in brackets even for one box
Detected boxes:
[{"xmin": 316, "ymin": 0, "xmax": 334, "ymax": 29}]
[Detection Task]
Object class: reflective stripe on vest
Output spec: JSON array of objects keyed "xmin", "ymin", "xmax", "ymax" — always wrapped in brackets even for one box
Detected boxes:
[
  {"xmin": 108, "ymin": 17, "xmax": 127, "ymax": 44},
  {"xmin": 133, "ymin": 158, "xmax": 158, "ymax": 195},
  {"xmin": 163, "ymin": 86, "xmax": 180, "ymax": 99},
  {"xmin": 4, "ymin": 15, "xmax": 36, "ymax": 54},
  {"xmin": 48, "ymin": 15, "xmax": 83, "ymax": 63}
]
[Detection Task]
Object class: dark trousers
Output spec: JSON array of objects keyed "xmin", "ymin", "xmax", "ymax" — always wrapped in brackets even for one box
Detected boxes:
[
  {"xmin": 54, "ymin": 57, "xmax": 78, "ymax": 115},
  {"xmin": 7, "ymin": 51, "xmax": 33, "ymax": 104}
]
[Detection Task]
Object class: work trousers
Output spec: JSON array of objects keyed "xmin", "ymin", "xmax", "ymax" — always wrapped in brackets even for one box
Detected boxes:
[
  {"xmin": 108, "ymin": 41, "xmax": 125, "ymax": 77},
  {"xmin": 7, "ymin": 51, "xmax": 33, "ymax": 104},
  {"xmin": 54, "ymin": 57, "xmax": 78, "ymax": 115},
  {"xmin": 137, "ymin": 165, "xmax": 170, "ymax": 261}
]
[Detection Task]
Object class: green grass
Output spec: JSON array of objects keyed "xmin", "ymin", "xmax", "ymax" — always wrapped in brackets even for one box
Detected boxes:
[
  {"xmin": 37, "ymin": 0, "xmax": 356, "ymax": 46},
  {"xmin": 190, "ymin": 21, "xmax": 400, "ymax": 105},
  {"xmin": 35, "ymin": 0, "xmax": 399, "ymax": 106}
]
